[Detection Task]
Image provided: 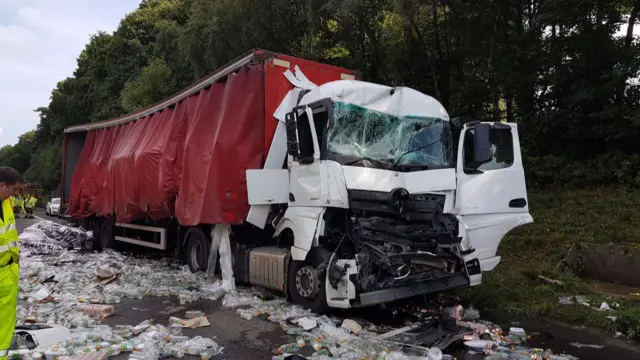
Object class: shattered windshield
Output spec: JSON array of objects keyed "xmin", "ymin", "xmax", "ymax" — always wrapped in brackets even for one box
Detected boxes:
[{"xmin": 326, "ymin": 102, "xmax": 453, "ymax": 170}]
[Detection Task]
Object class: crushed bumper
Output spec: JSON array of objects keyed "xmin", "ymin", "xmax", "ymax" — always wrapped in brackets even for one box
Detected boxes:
[{"xmin": 358, "ymin": 272, "xmax": 469, "ymax": 307}]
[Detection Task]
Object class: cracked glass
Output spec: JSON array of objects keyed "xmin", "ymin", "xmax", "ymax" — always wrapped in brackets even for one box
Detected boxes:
[{"xmin": 326, "ymin": 102, "xmax": 453, "ymax": 170}]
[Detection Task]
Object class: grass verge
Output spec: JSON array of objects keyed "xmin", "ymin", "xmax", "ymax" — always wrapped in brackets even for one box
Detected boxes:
[{"xmin": 460, "ymin": 188, "xmax": 640, "ymax": 340}]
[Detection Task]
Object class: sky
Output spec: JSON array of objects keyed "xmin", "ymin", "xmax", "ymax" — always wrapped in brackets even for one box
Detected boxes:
[{"xmin": 0, "ymin": 0, "xmax": 141, "ymax": 147}]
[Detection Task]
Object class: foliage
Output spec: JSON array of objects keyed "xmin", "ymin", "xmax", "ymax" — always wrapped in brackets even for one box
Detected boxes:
[
  {"xmin": 121, "ymin": 58, "xmax": 173, "ymax": 112},
  {"xmin": 24, "ymin": 142, "xmax": 62, "ymax": 191},
  {"xmin": 0, "ymin": 131, "xmax": 36, "ymax": 174},
  {"xmin": 0, "ymin": 0, "xmax": 638, "ymax": 190}
]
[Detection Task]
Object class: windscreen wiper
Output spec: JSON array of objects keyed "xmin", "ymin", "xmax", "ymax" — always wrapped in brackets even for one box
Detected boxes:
[
  {"xmin": 393, "ymin": 139, "xmax": 442, "ymax": 170},
  {"xmin": 344, "ymin": 157, "xmax": 394, "ymax": 170}
]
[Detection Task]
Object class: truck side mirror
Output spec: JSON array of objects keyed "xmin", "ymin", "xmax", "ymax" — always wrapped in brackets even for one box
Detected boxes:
[
  {"xmin": 450, "ymin": 117, "xmax": 462, "ymax": 129},
  {"xmin": 285, "ymin": 111, "xmax": 299, "ymax": 157},
  {"xmin": 473, "ymin": 123, "xmax": 493, "ymax": 164}
]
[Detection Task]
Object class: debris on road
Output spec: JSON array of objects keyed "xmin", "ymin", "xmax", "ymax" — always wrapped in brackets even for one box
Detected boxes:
[
  {"xmin": 13, "ymin": 235, "xmax": 582, "ymax": 360},
  {"xmin": 19, "ymin": 220, "xmax": 93, "ymax": 251},
  {"xmin": 596, "ymin": 302, "xmax": 613, "ymax": 311},
  {"xmin": 77, "ymin": 304, "xmax": 116, "ymax": 319},
  {"xmin": 169, "ymin": 315, "xmax": 211, "ymax": 328},
  {"xmin": 538, "ymin": 275, "xmax": 564, "ymax": 286},
  {"xmin": 14, "ymin": 249, "xmax": 230, "ymax": 358},
  {"xmin": 569, "ymin": 342, "xmax": 604, "ymax": 349},
  {"xmin": 558, "ymin": 295, "xmax": 590, "ymax": 306},
  {"xmin": 340, "ymin": 319, "xmax": 362, "ymax": 335}
]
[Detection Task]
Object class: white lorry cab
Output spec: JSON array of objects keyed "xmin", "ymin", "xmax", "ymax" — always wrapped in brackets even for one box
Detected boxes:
[{"xmin": 246, "ymin": 74, "xmax": 533, "ymax": 311}]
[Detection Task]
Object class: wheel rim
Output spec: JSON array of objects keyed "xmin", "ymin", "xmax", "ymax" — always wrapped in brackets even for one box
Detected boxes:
[
  {"xmin": 295, "ymin": 265, "xmax": 321, "ymax": 299},
  {"xmin": 190, "ymin": 239, "xmax": 203, "ymax": 270}
]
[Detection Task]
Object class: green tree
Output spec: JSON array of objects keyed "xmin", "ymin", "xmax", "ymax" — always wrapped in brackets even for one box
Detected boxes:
[{"xmin": 121, "ymin": 58, "xmax": 173, "ymax": 112}]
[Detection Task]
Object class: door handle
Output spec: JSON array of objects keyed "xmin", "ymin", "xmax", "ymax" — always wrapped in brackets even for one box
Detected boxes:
[{"xmin": 509, "ymin": 198, "xmax": 527, "ymax": 208}]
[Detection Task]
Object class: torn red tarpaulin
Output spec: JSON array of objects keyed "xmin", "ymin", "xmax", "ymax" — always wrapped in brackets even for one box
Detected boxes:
[{"xmin": 67, "ymin": 55, "xmax": 354, "ymax": 226}]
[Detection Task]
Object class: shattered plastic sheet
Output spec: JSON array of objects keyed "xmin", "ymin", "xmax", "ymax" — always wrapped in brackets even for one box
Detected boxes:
[
  {"xmin": 19, "ymin": 220, "xmax": 93, "ymax": 251},
  {"xmin": 206, "ymin": 225, "xmax": 235, "ymax": 292}
]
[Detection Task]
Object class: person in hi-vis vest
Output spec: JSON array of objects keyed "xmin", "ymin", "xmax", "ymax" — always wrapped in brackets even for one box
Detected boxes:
[
  {"xmin": 24, "ymin": 195, "xmax": 36, "ymax": 219},
  {"xmin": 0, "ymin": 167, "xmax": 23, "ymax": 360}
]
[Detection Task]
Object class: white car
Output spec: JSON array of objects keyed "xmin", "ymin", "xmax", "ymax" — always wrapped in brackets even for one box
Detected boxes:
[{"xmin": 46, "ymin": 198, "xmax": 61, "ymax": 216}]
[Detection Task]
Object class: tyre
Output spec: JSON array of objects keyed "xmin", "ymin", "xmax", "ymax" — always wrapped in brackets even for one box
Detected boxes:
[
  {"xmin": 184, "ymin": 227, "xmax": 211, "ymax": 273},
  {"xmin": 288, "ymin": 256, "xmax": 329, "ymax": 313}
]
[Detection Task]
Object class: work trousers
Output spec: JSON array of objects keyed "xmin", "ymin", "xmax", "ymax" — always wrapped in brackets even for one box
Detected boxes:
[{"xmin": 0, "ymin": 263, "xmax": 19, "ymax": 360}]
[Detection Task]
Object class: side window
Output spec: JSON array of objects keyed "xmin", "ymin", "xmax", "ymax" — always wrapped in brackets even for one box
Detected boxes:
[
  {"xmin": 463, "ymin": 128, "xmax": 514, "ymax": 173},
  {"xmin": 294, "ymin": 105, "xmax": 329, "ymax": 163},
  {"xmin": 296, "ymin": 110, "xmax": 314, "ymax": 161}
]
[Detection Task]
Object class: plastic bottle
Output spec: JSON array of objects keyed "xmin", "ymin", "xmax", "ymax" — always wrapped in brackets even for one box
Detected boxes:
[
  {"xmin": 428, "ymin": 347, "xmax": 442, "ymax": 360},
  {"xmin": 313, "ymin": 349, "xmax": 331, "ymax": 357},
  {"xmin": 277, "ymin": 343, "xmax": 300, "ymax": 354},
  {"xmin": 296, "ymin": 336, "xmax": 306, "ymax": 348},
  {"xmin": 186, "ymin": 310, "xmax": 203, "ymax": 319},
  {"xmin": 169, "ymin": 346, "xmax": 185, "ymax": 358},
  {"xmin": 107, "ymin": 344, "xmax": 122, "ymax": 357}
]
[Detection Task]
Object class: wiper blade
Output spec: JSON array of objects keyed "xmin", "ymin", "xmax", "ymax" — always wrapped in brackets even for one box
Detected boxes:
[
  {"xmin": 393, "ymin": 139, "xmax": 441, "ymax": 169},
  {"xmin": 344, "ymin": 157, "xmax": 393, "ymax": 170}
]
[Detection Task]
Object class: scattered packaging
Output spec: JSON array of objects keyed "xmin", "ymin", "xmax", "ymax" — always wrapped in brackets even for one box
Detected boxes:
[{"xmin": 77, "ymin": 305, "xmax": 116, "ymax": 319}]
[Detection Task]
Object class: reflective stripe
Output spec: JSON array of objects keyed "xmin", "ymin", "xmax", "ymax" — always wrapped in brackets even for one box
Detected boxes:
[
  {"xmin": 0, "ymin": 241, "xmax": 18, "ymax": 253},
  {"xmin": 0, "ymin": 223, "xmax": 16, "ymax": 235},
  {"xmin": 0, "ymin": 349, "xmax": 8, "ymax": 356}
]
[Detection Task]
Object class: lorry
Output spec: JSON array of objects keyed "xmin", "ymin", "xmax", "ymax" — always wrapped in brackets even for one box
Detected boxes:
[{"xmin": 60, "ymin": 49, "xmax": 533, "ymax": 312}]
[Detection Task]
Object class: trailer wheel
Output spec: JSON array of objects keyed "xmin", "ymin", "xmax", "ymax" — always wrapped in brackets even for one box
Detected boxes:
[
  {"xmin": 288, "ymin": 258, "xmax": 329, "ymax": 313},
  {"xmin": 184, "ymin": 228, "xmax": 211, "ymax": 273}
]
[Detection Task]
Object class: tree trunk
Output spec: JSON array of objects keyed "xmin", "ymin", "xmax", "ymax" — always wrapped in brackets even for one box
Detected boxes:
[
  {"xmin": 488, "ymin": 1, "xmax": 503, "ymax": 122},
  {"xmin": 625, "ymin": 6, "xmax": 638, "ymax": 51}
]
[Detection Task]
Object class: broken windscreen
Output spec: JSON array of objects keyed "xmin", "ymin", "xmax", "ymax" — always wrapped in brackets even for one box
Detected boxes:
[{"xmin": 326, "ymin": 102, "xmax": 453, "ymax": 170}]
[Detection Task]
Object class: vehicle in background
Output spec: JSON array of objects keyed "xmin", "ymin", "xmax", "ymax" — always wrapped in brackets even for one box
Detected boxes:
[
  {"xmin": 46, "ymin": 198, "xmax": 61, "ymax": 217},
  {"xmin": 59, "ymin": 49, "xmax": 533, "ymax": 312}
]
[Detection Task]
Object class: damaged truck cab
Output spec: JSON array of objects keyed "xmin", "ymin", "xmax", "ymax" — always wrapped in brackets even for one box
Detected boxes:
[
  {"xmin": 247, "ymin": 81, "xmax": 533, "ymax": 311},
  {"xmin": 61, "ymin": 50, "xmax": 532, "ymax": 313}
]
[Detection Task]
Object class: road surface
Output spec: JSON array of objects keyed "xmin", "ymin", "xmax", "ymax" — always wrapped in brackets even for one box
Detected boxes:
[{"xmin": 15, "ymin": 210, "xmax": 640, "ymax": 359}]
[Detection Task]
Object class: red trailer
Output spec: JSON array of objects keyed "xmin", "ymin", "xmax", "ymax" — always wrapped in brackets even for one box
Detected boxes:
[{"xmin": 61, "ymin": 50, "xmax": 357, "ymax": 233}]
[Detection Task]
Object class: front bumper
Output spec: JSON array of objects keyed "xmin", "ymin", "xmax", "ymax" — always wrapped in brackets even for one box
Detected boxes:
[{"xmin": 357, "ymin": 272, "xmax": 469, "ymax": 307}]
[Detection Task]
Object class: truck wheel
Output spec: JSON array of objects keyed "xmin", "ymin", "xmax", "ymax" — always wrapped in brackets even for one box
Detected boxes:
[
  {"xmin": 184, "ymin": 228, "xmax": 211, "ymax": 273},
  {"xmin": 288, "ymin": 259, "xmax": 329, "ymax": 313}
]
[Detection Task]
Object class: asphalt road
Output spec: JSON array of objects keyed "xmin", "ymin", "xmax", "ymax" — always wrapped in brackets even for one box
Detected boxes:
[{"xmin": 15, "ymin": 210, "xmax": 640, "ymax": 359}]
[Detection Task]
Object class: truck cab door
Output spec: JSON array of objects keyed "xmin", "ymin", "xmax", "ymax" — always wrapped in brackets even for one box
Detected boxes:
[
  {"xmin": 455, "ymin": 122, "xmax": 533, "ymax": 274},
  {"xmin": 285, "ymin": 102, "xmax": 328, "ymax": 207}
]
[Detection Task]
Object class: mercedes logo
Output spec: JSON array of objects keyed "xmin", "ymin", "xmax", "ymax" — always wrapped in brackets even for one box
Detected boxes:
[{"xmin": 389, "ymin": 188, "xmax": 409, "ymax": 215}]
